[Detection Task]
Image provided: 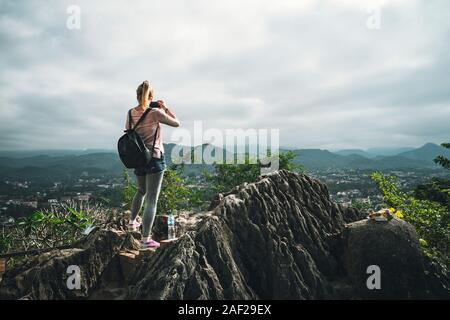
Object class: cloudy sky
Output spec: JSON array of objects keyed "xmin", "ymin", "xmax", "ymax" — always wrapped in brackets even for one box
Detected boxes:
[{"xmin": 0, "ymin": 0, "xmax": 449, "ymax": 151}]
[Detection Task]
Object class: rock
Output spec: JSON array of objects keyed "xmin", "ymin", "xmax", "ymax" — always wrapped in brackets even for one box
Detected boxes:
[
  {"xmin": 119, "ymin": 250, "xmax": 140, "ymax": 283},
  {"xmin": 0, "ymin": 218, "xmax": 137, "ymax": 300},
  {"xmin": 341, "ymin": 217, "xmax": 426, "ymax": 299},
  {"xmin": 88, "ymin": 287, "xmax": 128, "ymax": 300},
  {"xmin": 152, "ymin": 212, "xmax": 207, "ymax": 241},
  {"xmin": 208, "ymin": 193, "xmax": 224, "ymax": 210},
  {"xmin": 128, "ymin": 170, "xmax": 366, "ymax": 299},
  {"xmin": 88, "ymin": 247, "xmax": 157, "ymax": 300},
  {"xmin": 160, "ymin": 238, "xmax": 179, "ymax": 248},
  {"xmin": 0, "ymin": 259, "xmax": 6, "ymax": 283}
]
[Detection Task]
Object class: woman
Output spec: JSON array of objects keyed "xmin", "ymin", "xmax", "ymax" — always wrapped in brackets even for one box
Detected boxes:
[{"xmin": 125, "ymin": 81, "xmax": 180, "ymax": 249}]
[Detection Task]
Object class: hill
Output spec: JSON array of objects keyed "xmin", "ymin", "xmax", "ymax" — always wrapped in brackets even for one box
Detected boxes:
[
  {"xmin": 334, "ymin": 149, "xmax": 373, "ymax": 158},
  {"xmin": 398, "ymin": 143, "xmax": 450, "ymax": 162},
  {"xmin": 295, "ymin": 143, "xmax": 449, "ymax": 171},
  {"xmin": 365, "ymin": 147, "xmax": 415, "ymax": 157}
]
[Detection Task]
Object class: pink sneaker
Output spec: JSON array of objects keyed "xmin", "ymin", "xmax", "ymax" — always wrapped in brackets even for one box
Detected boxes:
[{"xmin": 140, "ymin": 239, "xmax": 160, "ymax": 250}]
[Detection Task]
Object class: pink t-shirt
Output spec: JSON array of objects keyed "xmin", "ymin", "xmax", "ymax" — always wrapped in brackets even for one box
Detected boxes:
[{"xmin": 125, "ymin": 107, "xmax": 179, "ymax": 158}]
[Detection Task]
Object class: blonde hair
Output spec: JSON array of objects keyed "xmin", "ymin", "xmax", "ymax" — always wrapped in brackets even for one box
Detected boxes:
[{"xmin": 136, "ymin": 80, "xmax": 154, "ymax": 105}]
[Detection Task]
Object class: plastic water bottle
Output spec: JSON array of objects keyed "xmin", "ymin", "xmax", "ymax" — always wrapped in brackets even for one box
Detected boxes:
[{"xmin": 167, "ymin": 214, "xmax": 175, "ymax": 240}]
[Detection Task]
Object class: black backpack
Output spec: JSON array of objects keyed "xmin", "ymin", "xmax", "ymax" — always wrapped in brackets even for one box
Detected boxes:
[{"xmin": 117, "ymin": 106, "xmax": 159, "ymax": 169}]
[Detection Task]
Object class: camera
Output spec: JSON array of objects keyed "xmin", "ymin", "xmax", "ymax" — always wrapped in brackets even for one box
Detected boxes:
[{"xmin": 149, "ymin": 101, "xmax": 163, "ymax": 109}]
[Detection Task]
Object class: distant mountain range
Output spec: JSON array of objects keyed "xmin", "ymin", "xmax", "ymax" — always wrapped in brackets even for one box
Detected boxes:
[
  {"xmin": 295, "ymin": 143, "xmax": 450, "ymax": 170},
  {"xmin": 0, "ymin": 152, "xmax": 123, "ymax": 179},
  {"xmin": 0, "ymin": 143, "xmax": 448, "ymax": 179},
  {"xmin": 0, "ymin": 149, "xmax": 113, "ymax": 158},
  {"xmin": 333, "ymin": 147, "xmax": 415, "ymax": 158}
]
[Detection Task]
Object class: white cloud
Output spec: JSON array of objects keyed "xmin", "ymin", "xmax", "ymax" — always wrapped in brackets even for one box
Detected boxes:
[{"xmin": 0, "ymin": 0, "xmax": 449, "ymax": 150}]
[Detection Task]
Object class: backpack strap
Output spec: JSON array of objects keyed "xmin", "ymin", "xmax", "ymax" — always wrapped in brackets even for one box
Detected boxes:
[
  {"xmin": 128, "ymin": 110, "xmax": 133, "ymax": 130},
  {"xmin": 131, "ymin": 108, "xmax": 151, "ymax": 130}
]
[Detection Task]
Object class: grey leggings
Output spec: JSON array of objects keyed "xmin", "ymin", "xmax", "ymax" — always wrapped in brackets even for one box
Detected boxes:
[{"xmin": 130, "ymin": 170, "xmax": 164, "ymax": 238}]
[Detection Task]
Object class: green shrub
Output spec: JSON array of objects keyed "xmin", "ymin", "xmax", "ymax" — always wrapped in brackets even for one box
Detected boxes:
[
  {"xmin": 158, "ymin": 166, "xmax": 192, "ymax": 215},
  {"xmin": 371, "ymin": 172, "xmax": 450, "ymax": 271},
  {"xmin": 434, "ymin": 142, "xmax": 450, "ymax": 170},
  {"xmin": 1, "ymin": 201, "xmax": 110, "ymax": 255},
  {"xmin": 205, "ymin": 151, "xmax": 303, "ymax": 194},
  {"xmin": 351, "ymin": 199, "xmax": 371, "ymax": 213},
  {"xmin": 414, "ymin": 178, "xmax": 450, "ymax": 209},
  {"xmin": 122, "ymin": 169, "xmax": 136, "ymax": 209}
]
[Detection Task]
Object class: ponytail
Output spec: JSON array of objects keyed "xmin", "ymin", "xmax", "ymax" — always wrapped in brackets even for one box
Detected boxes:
[
  {"xmin": 140, "ymin": 81, "xmax": 148, "ymax": 105},
  {"xmin": 136, "ymin": 80, "xmax": 153, "ymax": 105}
]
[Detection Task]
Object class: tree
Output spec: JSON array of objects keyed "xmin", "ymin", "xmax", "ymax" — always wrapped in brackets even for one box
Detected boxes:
[
  {"xmin": 412, "ymin": 142, "xmax": 450, "ymax": 209},
  {"xmin": 205, "ymin": 151, "xmax": 303, "ymax": 194},
  {"xmin": 414, "ymin": 178, "xmax": 450, "ymax": 209},
  {"xmin": 158, "ymin": 165, "xmax": 192, "ymax": 215},
  {"xmin": 279, "ymin": 151, "xmax": 303, "ymax": 172},
  {"xmin": 371, "ymin": 172, "xmax": 449, "ymax": 271},
  {"xmin": 204, "ymin": 154, "xmax": 259, "ymax": 195},
  {"xmin": 434, "ymin": 142, "xmax": 450, "ymax": 170}
]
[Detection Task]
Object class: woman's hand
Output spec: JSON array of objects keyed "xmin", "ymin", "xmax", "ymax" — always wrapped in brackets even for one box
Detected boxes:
[
  {"xmin": 155, "ymin": 100, "xmax": 180, "ymax": 127},
  {"xmin": 157, "ymin": 100, "xmax": 169, "ymax": 112}
]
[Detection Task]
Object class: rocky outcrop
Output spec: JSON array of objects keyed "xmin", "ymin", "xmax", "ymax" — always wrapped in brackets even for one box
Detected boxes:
[
  {"xmin": 0, "ymin": 217, "xmax": 139, "ymax": 299},
  {"xmin": 128, "ymin": 170, "xmax": 363, "ymax": 299},
  {"xmin": 0, "ymin": 170, "xmax": 446, "ymax": 299},
  {"xmin": 340, "ymin": 218, "xmax": 426, "ymax": 299}
]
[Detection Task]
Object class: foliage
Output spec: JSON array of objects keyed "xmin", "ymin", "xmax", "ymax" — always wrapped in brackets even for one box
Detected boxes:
[
  {"xmin": 279, "ymin": 151, "xmax": 303, "ymax": 173},
  {"xmin": 370, "ymin": 172, "xmax": 450, "ymax": 272},
  {"xmin": 1, "ymin": 201, "xmax": 111, "ymax": 255},
  {"xmin": 122, "ymin": 169, "xmax": 136, "ymax": 209},
  {"xmin": 204, "ymin": 155, "xmax": 260, "ymax": 194},
  {"xmin": 158, "ymin": 165, "xmax": 192, "ymax": 215},
  {"xmin": 351, "ymin": 199, "xmax": 371, "ymax": 213},
  {"xmin": 414, "ymin": 178, "xmax": 450, "ymax": 209},
  {"xmin": 205, "ymin": 151, "xmax": 303, "ymax": 194},
  {"xmin": 434, "ymin": 142, "xmax": 450, "ymax": 170},
  {"xmin": 389, "ymin": 208, "xmax": 404, "ymax": 219},
  {"xmin": 414, "ymin": 141, "xmax": 450, "ymax": 211}
]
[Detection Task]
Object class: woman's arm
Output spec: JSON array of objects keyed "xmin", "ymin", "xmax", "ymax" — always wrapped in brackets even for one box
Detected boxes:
[{"xmin": 156, "ymin": 101, "xmax": 180, "ymax": 127}]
